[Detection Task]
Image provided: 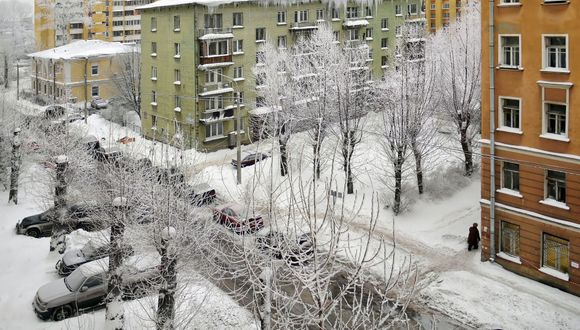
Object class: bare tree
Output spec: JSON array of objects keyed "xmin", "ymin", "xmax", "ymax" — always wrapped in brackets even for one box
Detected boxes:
[
  {"xmin": 112, "ymin": 48, "xmax": 141, "ymax": 119},
  {"xmin": 432, "ymin": 2, "xmax": 481, "ymax": 176}
]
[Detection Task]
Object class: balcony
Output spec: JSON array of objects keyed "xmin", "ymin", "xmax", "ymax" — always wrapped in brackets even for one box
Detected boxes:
[
  {"xmin": 198, "ymin": 83, "xmax": 234, "ymax": 97},
  {"xmin": 342, "ymin": 18, "xmax": 369, "ymax": 28},
  {"xmin": 344, "ymin": 39, "xmax": 367, "ymax": 49},
  {"xmin": 199, "ymin": 54, "xmax": 233, "ymax": 66},
  {"xmin": 289, "ymin": 21, "xmax": 319, "ymax": 31},
  {"xmin": 200, "ymin": 109, "xmax": 235, "ymax": 123},
  {"xmin": 197, "ymin": 27, "xmax": 233, "ymax": 39}
]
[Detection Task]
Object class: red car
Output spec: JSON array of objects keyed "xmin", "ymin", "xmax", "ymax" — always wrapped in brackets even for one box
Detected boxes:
[{"xmin": 213, "ymin": 203, "xmax": 264, "ymax": 234}]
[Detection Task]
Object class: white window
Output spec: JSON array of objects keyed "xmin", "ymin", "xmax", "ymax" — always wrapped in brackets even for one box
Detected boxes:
[
  {"xmin": 233, "ymin": 12, "xmax": 243, "ymax": 26},
  {"xmin": 256, "ymin": 51, "xmax": 265, "ymax": 64},
  {"xmin": 151, "ymin": 114, "xmax": 157, "ymax": 127},
  {"xmin": 501, "ymin": 221, "xmax": 520, "ymax": 258},
  {"xmin": 545, "ymin": 103, "xmax": 567, "ymax": 136},
  {"xmin": 174, "ymin": 69, "xmax": 181, "ymax": 84},
  {"xmin": 233, "ymin": 40, "xmax": 243, "ymax": 53},
  {"xmin": 499, "ymin": 97, "xmax": 521, "ymax": 131},
  {"xmin": 174, "ymin": 43, "xmax": 181, "ymax": 57},
  {"xmin": 91, "ymin": 64, "xmax": 98, "ymax": 75},
  {"xmin": 173, "ymin": 15, "xmax": 180, "ymax": 31},
  {"xmin": 205, "ymin": 68, "xmax": 223, "ymax": 84},
  {"xmin": 381, "ymin": 18, "xmax": 389, "ymax": 30},
  {"xmin": 365, "ymin": 6, "xmax": 372, "ymax": 17},
  {"xmin": 151, "ymin": 90, "xmax": 157, "ymax": 103},
  {"xmin": 233, "ymin": 66, "xmax": 243, "ymax": 79},
  {"xmin": 395, "ymin": 26, "xmax": 402, "ymax": 36},
  {"xmin": 256, "ymin": 28, "xmax": 266, "ymax": 42},
  {"xmin": 206, "ymin": 122, "xmax": 224, "ymax": 138},
  {"xmin": 151, "ymin": 42, "xmax": 157, "ymax": 55},
  {"xmin": 91, "ymin": 85, "xmax": 99, "ymax": 97},
  {"xmin": 208, "ymin": 40, "xmax": 229, "ymax": 56},
  {"xmin": 347, "ymin": 29, "xmax": 359, "ymax": 41},
  {"xmin": 381, "ymin": 37, "xmax": 388, "ymax": 48},
  {"xmin": 204, "ymin": 14, "xmax": 222, "ymax": 29},
  {"xmin": 278, "ymin": 35, "xmax": 287, "ymax": 49},
  {"xmin": 331, "ymin": 8, "xmax": 339, "ymax": 19},
  {"xmin": 316, "ymin": 9, "xmax": 324, "ymax": 20},
  {"xmin": 395, "ymin": 5, "xmax": 402, "ymax": 16},
  {"xmin": 499, "ymin": 35, "xmax": 521, "ymax": 68},
  {"xmin": 545, "ymin": 170, "xmax": 566, "ymax": 203},
  {"xmin": 277, "ymin": 11, "xmax": 286, "ymax": 24},
  {"xmin": 408, "ymin": 4, "xmax": 418, "ymax": 15},
  {"xmin": 346, "ymin": 7, "xmax": 358, "ymax": 19},
  {"xmin": 501, "ymin": 0, "xmax": 520, "ymax": 3},
  {"xmin": 150, "ymin": 17, "xmax": 157, "ymax": 31},
  {"xmin": 174, "ymin": 96, "xmax": 181, "ymax": 109},
  {"xmin": 295, "ymin": 10, "xmax": 308, "ymax": 23},
  {"xmin": 205, "ymin": 96, "xmax": 224, "ymax": 111},
  {"xmin": 333, "ymin": 31, "xmax": 340, "ymax": 42},
  {"xmin": 151, "ymin": 66, "xmax": 157, "ymax": 80},
  {"xmin": 543, "ymin": 35, "xmax": 568, "ymax": 70},
  {"xmin": 365, "ymin": 28, "xmax": 373, "ymax": 39},
  {"xmin": 502, "ymin": 162, "xmax": 520, "ymax": 191},
  {"xmin": 542, "ymin": 234, "xmax": 569, "ymax": 276}
]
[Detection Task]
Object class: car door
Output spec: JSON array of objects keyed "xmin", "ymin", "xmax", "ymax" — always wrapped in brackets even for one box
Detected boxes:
[
  {"xmin": 75, "ymin": 274, "xmax": 107, "ymax": 310},
  {"xmin": 38, "ymin": 215, "xmax": 53, "ymax": 235}
]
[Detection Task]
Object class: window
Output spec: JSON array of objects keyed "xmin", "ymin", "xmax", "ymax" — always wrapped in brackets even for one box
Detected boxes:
[
  {"xmin": 346, "ymin": 7, "xmax": 358, "ymax": 19},
  {"xmin": 234, "ymin": 118, "xmax": 244, "ymax": 131},
  {"xmin": 205, "ymin": 68, "xmax": 223, "ymax": 84},
  {"xmin": 256, "ymin": 51, "xmax": 265, "ymax": 64},
  {"xmin": 278, "ymin": 36, "xmax": 287, "ymax": 49},
  {"xmin": 395, "ymin": 5, "xmax": 402, "ymax": 16},
  {"xmin": 381, "ymin": 37, "xmax": 388, "ymax": 48},
  {"xmin": 347, "ymin": 29, "xmax": 359, "ymax": 41},
  {"xmin": 408, "ymin": 4, "xmax": 418, "ymax": 15},
  {"xmin": 381, "ymin": 55, "xmax": 388, "ymax": 66},
  {"xmin": 331, "ymin": 8, "xmax": 339, "ymax": 19},
  {"xmin": 316, "ymin": 9, "xmax": 324, "ymax": 20},
  {"xmin": 207, "ymin": 40, "xmax": 228, "ymax": 56},
  {"xmin": 173, "ymin": 15, "xmax": 180, "ymax": 31},
  {"xmin": 233, "ymin": 12, "xmax": 243, "ymax": 26},
  {"xmin": 234, "ymin": 66, "xmax": 243, "ymax": 79},
  {"xmin": 151, "ymin": 114, "xmax": 157, "ymax": 127},
  {"xmin": 151, "ymin": 90, "xmax": 157, "ymax": 103},
  {"xmin": 206, "ymin": 122, "xmax": 224, "ymax": 138},
  {"xmin": 84, "ymin": 275, "xmax": 103, "ymax": 288},
  {"xmin": 151, "ymin": 66, "xmax": 157, "ymax": 80},
  {"xmin": 174, "ymin": 96, "xmax": 181, "ymax": 109},
  {"xmin": 501, "ymin": 0, "xmax": 520, "ymax": 3},
  {"xmin": 174, "ymin": 69, "xmax": 181, "ymax": 83},
  {"xmin": 546, "ymin": 170, "xmax": 566, "ymax": 203},
  {"xmin": 499, "ymin": 97, "xmax": 521, "ymax": 130},
  {"xmin": 174, "ymin": 120, "xmax": 182, "ymax": 133},
  {"xmin": 205, "ymin": 96, "xmax": 224, "ymax": 111},
  {"xmin": 174, "ymin": 43, "xmax": 181, "ymax": 57},
  {"xmin": 501, "ymin": 222, "xmax": 520, "ymax": 257},
  {"xmin": 502, "ymin": 162, "xmax": 520, "ymax": 191},
  {"xmin": 233, "ymin": 40, "xmax": 243, "ymax": 53},
  {"xmin": 544, "ymin": 36, "xmax": 567, "ymax": 70},
  {"xmin": 365, "ymin": 6, "xmax": 372, "ymax": 17},
  {"xmin": 151, "ymin": 42, "xmax": 157, "ymax": 55},
  {"xmin": 151, "ymin": 17, "xmax": 157, "ymax": 31},
  {"xmin": 365, "ymin": 28, "xmax": 373, "ymax": 39},
  {"xmin": 295, "ymin": 10, "xmax": 308, "ymax": 23},
  {"xmin": 277, "ymin": 11, "xmax": 286, "ymax": 24},
  {"xmin": 542, "ymin": 234, "xmax": 569, "ymax": 275},
  {"xmin": 545, "ymin": 103, "xmax": 566, "ymax": 135},
  {"xmin": 500, "ymin": 35, "xmax": 520, "ymax": 68},
  {"xmin": 91, "ymin": 64, "xmax": 98, "ymax": 75},
  {"xmin": 333, "ymin": 31, "xmax": 340, "ymax": 42},
  {"xmin": 395, "ymin": 26, "xmax": 402, "ymax": 36},
  {"xmin": 256, "ymin": 28, "xmax": 266, "ymax": 42},
  {"xmin": 256, "ymin": 72, "xmax": 266, "ymax": 86},
  {"xmin": 204, "ymin": 14, "xmax": 222, "ymax": 29},
  {"xmin": 91, "ymin": 85, "xmax": 99, "ymax": 97},
  {"xmin": 381, "ymin": 18, "xmax": 389, "ymax": 30}
]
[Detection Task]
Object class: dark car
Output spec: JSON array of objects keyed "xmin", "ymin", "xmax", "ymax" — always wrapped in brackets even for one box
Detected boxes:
[
  {"xmin": 16, "ymin": 202, "xmax": 101, "ymax": 238},
  {"xmin": 82, "ymin": 135, "xmax": 100, "ymax": 157},
  {"xmin": 186, "ymin": 183, "xmax": 216, "ymax": 206},
  {"xmin": 95, "ymin": 146, "xmax": 123, "ymax": 165},
  {"xmin": 231, "ymin": 153, "xmax": 269, "ymax": 168},
  {"xmin": 213, "ymin": 203, "xmax": 264, "ymax": 234},
  {"xmin": 56, "ymin": 239, "xmax": 109, "ymax": 276}
]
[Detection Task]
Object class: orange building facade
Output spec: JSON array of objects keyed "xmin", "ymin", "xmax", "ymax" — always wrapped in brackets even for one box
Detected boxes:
[{"xmin": 481, "ymin": 0, "xmax": 580, "ymax": 296}]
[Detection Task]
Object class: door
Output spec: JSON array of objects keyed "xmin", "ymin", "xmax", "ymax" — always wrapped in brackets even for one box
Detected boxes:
[{"xmin": 75, "ymin": 275, "xmax": 107, "ymax": 310}]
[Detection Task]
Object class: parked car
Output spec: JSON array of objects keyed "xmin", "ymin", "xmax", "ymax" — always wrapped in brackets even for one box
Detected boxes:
[
  {"xmin": 186, "ymin": 183, "xmax": 216, "ymax": 206},
  {"xmin": 95, "ymin": 146, "xmax": 123, "ymax": 165},
  {"xmin": 55, "ymin": 239, "xmax": 109, "ymax": 276},
  {"xmin": 44, "ymin": 105, "xmax": 66, "ymax": 119},
  {"xmin": 90, "ymin": 96, "xmax": 108, "ymax": 109},
  {"xmin": 231, "ymin": 153, "xmax": 269, "ymax": 168},
  {"xmin": 82, "ymin": 135, "xmax": 100, "ymax": 157},
  {"xmin": 15, "ymin": 202, "xmax": 101, "ymax": 238},
  {"xmin": 33, "ymin": 256, "xmax": 160, "ymax": 321},
  {"xmin": 66, "ymin": 113, "xmax": 85, "ymax": 123},
  {"xmin": 213, "ymin": 203, "xmax": 264, "ymax": 234},
  {"xmin": 256, "ymin": 231, "xmax": 286, "ymax": 260},
  {"xmin": 257, "ymin": 231, "xmax": 314, "ymax": 266}
]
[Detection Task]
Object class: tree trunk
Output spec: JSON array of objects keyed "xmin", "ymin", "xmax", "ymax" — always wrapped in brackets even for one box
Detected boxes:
[
  {"xmin": 0, "ymin": 136, "xmax": 6, "ymax": 190},
  {"xmin": 8, "ymin": 130, "xmax": 20, "ymax": 204},
  {"xmin": 411, "ymin": 143, "xmax": 424, "ymax": 194},
  {"xmin": 460, "ymin": 127, "xmax": 473, "ymax": 176},
  {"xmin": 157, "ymin": 239, "xmax": 177, "ymax": 330},
  {"xmin": 280, "ymin": 140, "xmax": 288, "ymax": 177},
  {"xmin": 313, "ymin": 143, "xmax": 321, "ymax": 182},
  {"xmin": 3, "ymin": 55, "xmax": 8, "ymax": 89},
  {"xmin": 105, "ymin": 203, "xmax": 127, "ymax": 330},
  {"xmin": 346, "ymin": 162, "xmax": 354, "ymax": 195},
  {"xmin": 343, "ymin": 130, "xmax": 355, "ymax": 195},
  {"xmin": 393, "ymin": 148, "xmax": 404, "ymax": 215},
  {"xmin": 50, "ymin": 156, "xmax": 68, "ymax": 253}
]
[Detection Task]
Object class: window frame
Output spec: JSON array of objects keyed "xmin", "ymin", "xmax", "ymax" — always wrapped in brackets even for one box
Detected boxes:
[
  {"xmin": 498, "ymin": 96, "xmax": 522, "ymax": 133},
  {"xmin": 91, "ymin": 85, "xmax": 99, "ymax": 97},
  {"xmin": 91, "ymin": 64, "xmax": 99, "ymax": 76},
  {"xmin": 542, "ymin": 233, "xmax": 569, "ymax": 277},
  {"xmin": 543, "ymin": 102, "xmax": 568, "ymax": 137},
  {"xmin": 150, "ymin": 17, "xmax": 157, "ymax": 31},
  {"xmin": 542, "ymin": 34, "xmax": 569, "ymax": 72},
  {"xmin": 501, "ymin": 161, "xmax": 520, "ymax": 192},
  {"xmin": 256, "ymin": 27, "xmax": 266, "ymax": 42},
  {"xmin": 233, "ymin": 39, "xmax": 243, "ymax": 54},
  {"xmin": 277, "ymin": 11, "xmax": 287, "ymax": 24},
  {"xmin": 233, "ymin": 12, "xmax": 243, "ymax": 27},
  {"xmin": 206, "ymin": 121, "xmax": 224, "ymax": 138},
  {"xmin": 498, "ymin": 34, "xmax": 522, "ymax": 69},
  {"xmin": 500, "ymin": 221, "xmax": 520, "ymax": 258},
  {"xmin": 173, "ymin": 15, "xmax": 180, "ymax": 31},
  {"xmin": 174, "ymin": 43, "xmax": 181, "ymax": 58},
  {"xmin": 544, "ymin": 170, "xmax": 566, "ymax": 204},
  {"xmin": 381, "ymin": 18, "xmax": 389, "ymax": 30}
]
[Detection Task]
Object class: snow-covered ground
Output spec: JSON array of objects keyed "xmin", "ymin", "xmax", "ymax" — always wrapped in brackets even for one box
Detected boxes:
[{"xmin": 1, "ymin": 113, "xmax": 579, "ymax": 329}]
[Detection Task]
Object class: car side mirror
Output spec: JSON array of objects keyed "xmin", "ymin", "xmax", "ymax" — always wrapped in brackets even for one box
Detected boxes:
[{"xmin": 80, "ymin": 286, "xmax": 88, "ymax": 292}]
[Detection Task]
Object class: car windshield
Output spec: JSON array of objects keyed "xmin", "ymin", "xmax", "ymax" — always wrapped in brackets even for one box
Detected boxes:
[
  {"xmin": 64, "ymin": 269, "xmax": 86, "ymax": 292},
  {"xmin": 222, "ymin": 208, "xmax": 236, "ymax": 217},
  {"xmin": 243, "ymin": 154, "xmax": 257, "ymax": 161}
]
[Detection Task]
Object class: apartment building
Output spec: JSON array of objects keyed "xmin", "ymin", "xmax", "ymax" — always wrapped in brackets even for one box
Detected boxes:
[
  {"xmin": 138, "ymin": 0, "xmax": 423, "ymax": 151},
  {"xmin": 28, "ymin": 40, "xmax": 137, "ymax": 105},
  {"xmin": 34, "ymin": 0, "xmax": 156, "ymax": 51},
  {"xmin": 481, "ymin": 0, "xmax": 580, "ymax": 296},
  {"xmin": 425, "ymin": 0, "xmax": 465, "ymax": 32}
]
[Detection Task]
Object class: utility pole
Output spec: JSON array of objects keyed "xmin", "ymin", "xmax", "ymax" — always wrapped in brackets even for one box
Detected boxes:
[
  {"xmin": 84, "ymin": 57, "xmax": 88, "ymax": 124},
  {"xmin": 236, "ymin": 91, "xmax": 242, "ymax": 185}
]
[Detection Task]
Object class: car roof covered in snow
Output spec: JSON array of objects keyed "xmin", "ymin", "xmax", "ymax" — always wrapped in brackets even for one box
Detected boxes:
[{"xmin": 78, "ymin": 254, "xmax": 160, "ymax": 278}]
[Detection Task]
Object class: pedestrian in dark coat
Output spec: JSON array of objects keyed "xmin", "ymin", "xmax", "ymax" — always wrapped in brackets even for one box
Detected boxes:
[{"xmin": 468, "ymin": 223, "xmax": 480, "ymax": 251}]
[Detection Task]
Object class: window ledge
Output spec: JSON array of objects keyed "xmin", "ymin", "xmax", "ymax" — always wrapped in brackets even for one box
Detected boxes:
[
  {"xmin": 395, "ymin": 14, "xmax": 403, "ymax": 17},
  {"xmin": 232, "ymin": 25, "xmax": 244, "ymax": 29},
  {"xmin": 233, "ymin": 51, "xmax": 244, "ymax": 55},
  {"xmin": 150, "ymin": 53, "xmax": 157, "ymax": 57},
  {"xmin": 150, "ymin": 102, "xmax": 158, "ymax": 106},
  {"xmin": 233, "ymin": 78, "xmax": 245, "ymax": 82},
  {"xmin": 173, "ymin": 28, "xmax": 181, "ymax": 32},
  {"xmin": 331, "ymin": 18, "xmax": 341, "ymax": 22},
  {"xmin": 540, "ymin": 198, "xmax": 570, "ymax": 210},
  {"xmin": 381, "ymin": 65, "xmax": 389, "ymax": 69},
  {"xmin": 204, "ymin": 135, "xmax": 227, "ymax": 142},
  {"xmin": 365, "ymin": 37, "xmax": 373, "ymax": 41},
  {"xmin": 496, "ymin": 127, "xmax": 523, "ymax": 134},
  {"xmin": 381, "ymin": 47, "xmax": 388, "ymax": 50},
  {"xmin": 497, "ymin": 252, "xmax": 522, "ymax": 264},
  {"xmin": 381, "ymin": 28, "xmax": 389, "ymax": 31},
  {"xmin": 497, "ymin": 3, "xmax": 523, "ymax": 7},
  {"xmin": 541, "ymin": 68, "xmax": 570, "ymax": 74},
  {"xmin": 174, "ymin": 81, "xmax": 181, "ymax": 86},
  {"xmin": 497, "ymin": 65, "xmax": 524, "ymax": 71},
  {"xmin": 539, "ymin": 133, "xmax": 569, "ymax": 142},
  {"xmin": 497, "ymin": 188, "xmax": 523, "ymax": 198},
  {"xmin": 541, "ymin": 1, "xmax": 570, "ymax": 6},
  {"xmin": 174, "ymin": 107, "xmax": 181, "ymax": 112},
  {"xmin": 151, "ymin": 28, "xmax": 157, "ymax": 32},
  {"xmin": 539, "ymin": 267, "xmax": 569, "ymax": 281},
  {"xmin": 151, "ymin": 77, "xmax": 157, "ymax": 81},
  {"xmin": 174, "ymin": 55, "xmax": 181, "ymax": 59},
  {"xmin": 256, "ymin": 40, "xmax": 266, "ymax": 44},
  {"xmin": 276, "ymin": 22, "xmax": 287, "ymax": 26}
]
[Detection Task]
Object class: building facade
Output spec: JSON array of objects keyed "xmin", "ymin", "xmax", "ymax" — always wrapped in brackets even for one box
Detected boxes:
[
  {"xmin": 138, "ymin": 0, "xmax": 423, "ymax": 151},
  {"xmin": 481, "ymin": 0, "xmax": 580, "ymax": 296},
  {"xmin": 34, "ymin": 0, "xmax": 156, "ymax": 51},
  {"xmin": 28, "ymin": 40, "xmax": 136, "ymax": 105},
  {"xmin": 425, "ymin": 0, "xmax": 465, "ymax": 32}
]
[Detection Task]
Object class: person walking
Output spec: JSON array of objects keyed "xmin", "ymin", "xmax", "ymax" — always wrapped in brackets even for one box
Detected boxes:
[{"xmin": 467, "ymin": 223, "xmax": 480, "ymax": 251}]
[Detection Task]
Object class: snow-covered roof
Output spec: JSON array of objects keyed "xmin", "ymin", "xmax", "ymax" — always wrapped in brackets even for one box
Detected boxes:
[
  {"xmin": 343, "ymin": 19, "xmax": 369, "ymax": 27},
  {"xmin": 199, "ymin": 33, "xmax": 235, "ymax": 40},
  {"xmin": 197, "ymin": 62, "xmax": 235, "ymax": 70},
  {"xmin": 199, "ymin": 87, "xmax": 234, "ymax": 97},
  {"xmin": 138, "ymin": 0, "xmax": 248, "ymax": 10},
  {"xmin": 28, "ymin": 40, "xmax": 136, "ymax": 60}
]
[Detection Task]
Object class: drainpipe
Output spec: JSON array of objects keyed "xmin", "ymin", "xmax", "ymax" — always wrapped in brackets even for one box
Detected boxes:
[{"xmin": 488, "ymin": 0, "xmax": 496, "ymax": 263}]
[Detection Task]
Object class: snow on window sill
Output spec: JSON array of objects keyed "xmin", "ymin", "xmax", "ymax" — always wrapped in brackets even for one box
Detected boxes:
[
  {"xmin": 276, "ymin": 22, "xmax": 287, "ymax": 26},
  {"xmin": 395, "ymin": 14, "xmax": 403, "ymax": 17},
  {"xmin": 233, "ymin": 51, "xmax": 244, "ymax": 55},
  {"xmin": 174, "ymin": 28, "xmax": 181, "ymax": 32},
  {"xmin": 174, "ymin": 81, "xmax": 181, "ymax": 86},
  {"xmin": 331, "ymin": 18, "xmax": 341, "ymax": 22},
  {"xmin": 151, "ymin": 53, "xmax": 157, "ymax": 57},
  {"xmin": 381, "ymin": 47, "xmax": 389, "ymax": 50},
  {"xmin": 151, "ymin": 28, "xmax": 157, "ymax": 32},
  {"xmin": 150, "ymin": 102, "xmax": 158, "ymax": 106},
  {"xmin": 539, "ymin": 267, "xmax": 569, "ymax": 281},
  {"xmin": 151, "ymin": 77, "xmax": 157, "ymax": 81},
  {"xmin": 204, "ymin": 135, "xmax": 227, "ymax": 142},
  {"xmin": 496, "ymin": 126, "xmax": 523, "ymax": 134},
  {"xmin": 365, "ymin": 16, "xmax": 374, "ymax": 19},
  {"xmin": 539, "ymin": 198, "xmax": 570, "ymax": 210},
  {"xmin": 381, "ymin": 28, "xmax": 389, "ymax": 31},
  {"xmin": 539, "ymin": 133, "xmax": 569, "ymax": 143},
  {"xmin": 381, "ymin": 65, "xmax": 389, "ymax": 69},
  {"xmin": 256, "ymin": 40, "xmax": 266, "ymax": 43},
  {"xmin": 174, "ymin": 55, "xmax": 181, "ymax": 59},
  {"xmin": 232, "ymin": 25, "xmax": 244, "ymax": 29},
  {"xmin": 497, "ymin": 3, "xmax": 523, "ymax": 7},
  {"xmin": 174, "ymin": 107, "xmax": 181, "ymax": 112},
  {"xmin": 541, "ymin": 68, "xmax": 570, "ymax": 74},
  {"xmin": 233, "ymin": 78, "xmax": 245, "ymax": 82},
  {"xmin": 365, "ymin": 37, "xmax": 373, "ymax": 41},
  {"xmin": 497, "ymin": 252, "xmax": 522, "ymax": 264},
  {"xmin": 497, "ymin": 188, "xmax": 523, "ymax": 199},
  {"xmin": 497, "ymin": 65, "xmax": 524, "ymax": 71}
]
